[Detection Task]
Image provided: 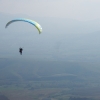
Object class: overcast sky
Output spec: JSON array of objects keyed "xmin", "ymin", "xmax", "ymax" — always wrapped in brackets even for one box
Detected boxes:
[
  {"xmin": 0, "ymin": 0, "xmax": 100, "ymax": 21},
  {"xmin": 1, "ymin": 0, "xmax": 100, "ymax": 61}
]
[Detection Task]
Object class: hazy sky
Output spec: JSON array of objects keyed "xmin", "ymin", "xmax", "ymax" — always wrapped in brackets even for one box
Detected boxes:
[
  {"xmin": 0, "ymin": 0, "xmax": 100, "ymax": 61},
  {"xmin": 0, "ymin": 0, "xmax": 100, "ymax": 21}
]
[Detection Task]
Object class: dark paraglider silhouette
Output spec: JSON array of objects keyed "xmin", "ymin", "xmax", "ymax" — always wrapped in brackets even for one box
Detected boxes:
[{"xmin": 19, "ymin": 48, "xmax": 23, "ymax": 55}]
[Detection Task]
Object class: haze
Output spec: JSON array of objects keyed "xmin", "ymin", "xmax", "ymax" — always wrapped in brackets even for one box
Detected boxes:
[
  {"xmin": 1, "ymin": 0, "xmax": 100, "ymax": 21},
  {"xmin": 0, "ymin": 0, "xmax": 100, "ymax": 61},
  {"xmin": 1, "ymin": 1, "xmax": 100, "ymax": 100}
]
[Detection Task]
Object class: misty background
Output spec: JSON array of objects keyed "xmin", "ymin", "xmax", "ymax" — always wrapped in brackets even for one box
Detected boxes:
[
  {"xmin": 1, "ymin": 1, "xmax": 100, "ymax": 99},
  {"xmin": 0, "ymin": 12, "xmax": 100, "ymax": 62},
  {"xmin": 0, "ymin": 0, "xmax": 100, "ymax": 62}
]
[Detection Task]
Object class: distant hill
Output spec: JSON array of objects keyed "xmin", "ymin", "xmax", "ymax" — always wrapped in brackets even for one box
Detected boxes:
[
  {"xmin": 0, "ymin": 94, "xmax": 10, "ymax": 100},
  {"xmin": 0, "ymin": 58, "xmax": 100, "ymax": 86}
]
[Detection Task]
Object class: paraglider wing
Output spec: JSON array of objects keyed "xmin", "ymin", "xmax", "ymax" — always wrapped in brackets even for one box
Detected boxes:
[{"xmin": 5, "ymin": 18, "xmax": 42, "ymax": 34}]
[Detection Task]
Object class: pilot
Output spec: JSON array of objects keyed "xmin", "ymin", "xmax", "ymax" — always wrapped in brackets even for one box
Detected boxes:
[{"xmin": 19, "ymin": 48, "xmax": 23, "ymax": 55}]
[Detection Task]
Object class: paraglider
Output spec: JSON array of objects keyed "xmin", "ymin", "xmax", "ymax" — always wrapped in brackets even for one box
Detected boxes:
[
  {"xmin": 5, "ymin": 18, "xmax": 42, "ymax": 34},
  {"xmin": 19, "ymin": 48, "xmax": 23, "ymax": 55},
  {"xmin": 5, "ymin": 18, "xmax": 42, "ymax": 55}
]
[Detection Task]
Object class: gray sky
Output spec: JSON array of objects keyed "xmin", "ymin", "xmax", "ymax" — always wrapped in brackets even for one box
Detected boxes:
[
  {"xmin": 1, "ymin": 0, "xmax": 100, "ymax": 61},
  {"xmin": 0, "ymin": 0, "xmax": 100, "ymax": 21}
]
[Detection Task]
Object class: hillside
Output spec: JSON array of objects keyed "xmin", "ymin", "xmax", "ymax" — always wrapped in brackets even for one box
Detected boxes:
[
  {"xmin": 0, "ymin": 58, "xmax": 100, "ymax": 100},
  {"xmin": 0, "ymin": 58, "xmax": 100, "ymax": 87}
]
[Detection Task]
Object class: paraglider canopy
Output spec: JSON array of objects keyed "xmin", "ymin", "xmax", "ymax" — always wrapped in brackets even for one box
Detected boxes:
[{"xmin": 5, "ymin": 18, "xmax": 42, "ymax": 34}]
